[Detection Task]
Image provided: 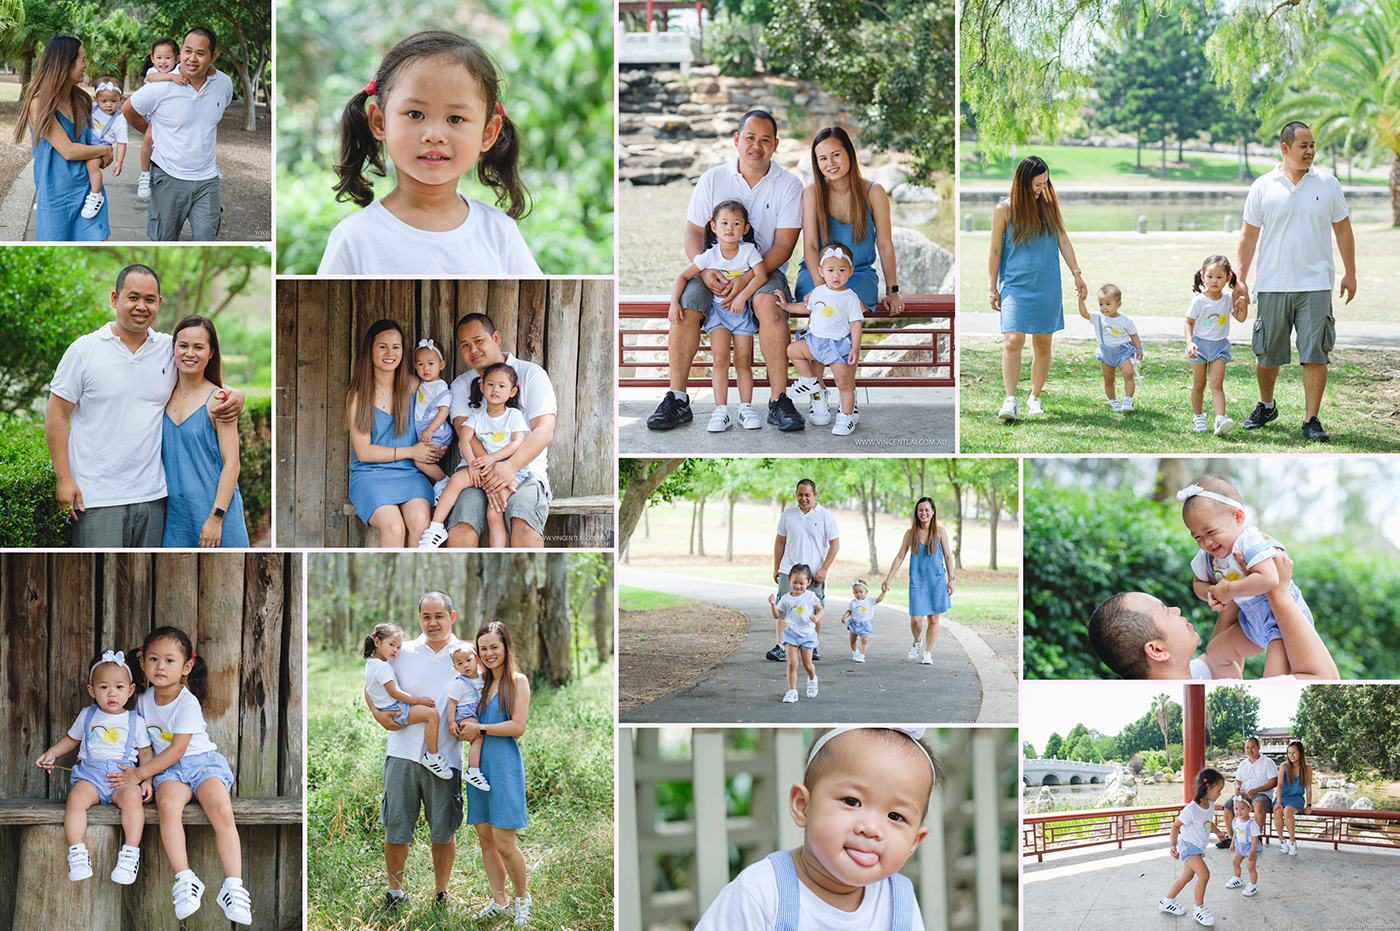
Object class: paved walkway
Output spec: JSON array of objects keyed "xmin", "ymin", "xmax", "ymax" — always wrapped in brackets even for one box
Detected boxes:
[
  {"xmin": 619, "ymin": 386, "xmax": 957, "ymax": 454},
  {"xmin": 618, "ymin": 567, "xmax": 1018, "ymax": 724}
]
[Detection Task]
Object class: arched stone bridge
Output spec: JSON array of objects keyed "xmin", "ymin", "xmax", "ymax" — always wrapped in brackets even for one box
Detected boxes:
[{"xmin": 1022, "ymin": 759, "xmax": 1115, "ymax": 786}]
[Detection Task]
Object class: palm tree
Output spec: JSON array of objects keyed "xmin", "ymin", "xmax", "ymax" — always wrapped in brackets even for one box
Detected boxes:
[
  {"xmin": 1152, "ymin": 692, "xmax": 1174, "ymax": 751},
  {"xmin": 1275, "ymin": 1, "xmax": 1400, "ymax": 226}
]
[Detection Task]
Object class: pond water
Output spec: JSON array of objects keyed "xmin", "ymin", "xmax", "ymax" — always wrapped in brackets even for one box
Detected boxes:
[{"xmin": 959, "ymin": 195, "xmax": 1392, "ymax": 233}]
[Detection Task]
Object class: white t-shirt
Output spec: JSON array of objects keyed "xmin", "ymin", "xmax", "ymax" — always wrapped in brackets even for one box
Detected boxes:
[
  {"xmin": 90, "ymin": 105, "xmax": 129, "ymax": 145},
  {"xmin": 318, "ymin": 198, "xmax": 541, "ymax": 276},
  {"xmin": 450, "ymin": 353, "xmax": 556, "ymax": 492},
  {"xmin": 687, "ymin": 159, "xmax": 804, "ymax": 255},
  {"xmin": 68, "ymin": 708, "xmax": 151, "ymax": 762},
  {"xmin": 846, "ymin": 597, "xmax": 878, "ymax": 621},
  {"xmin": 1190, "ymin": 527, "xmax": 1285, "ymax": 602},
  {"xmin": 137, "ymin": 686, "xmax": 217, "ymax": 756},
  {"xmin": 448, "ymin": 674, "xmax": 484, "ymax": 718},
  {"xmin": 413, "ymin": 378, "xmax": 452, "ymax": 430},
  {"xmin": 1186, "ymin": 293, "xmax": 1235, "ymax": 342},
  {"xmin": 1242, "ymin": 165, "xmax": 1349, "ymax": 293},
  {"xmin": 1177, "ymin": 799, "xmax": 1214, "ymax": 848},
  {"xmin": 1232, "ymin": 816, "xmax": 1261, "ymax": 853},
  {"xmin": 776, "ymin": 503, "xmax": 840, "ymax": 576},
  {"xmin": 1090, "ymin": 311, "xmax": 1138, "ymax": 349},
  {"xmin": 694, "ymin": 856, "xmax": 925, "ymax": 931},
  {"xmin": 1189, "ymin": 657, "xmax": 1212, "ymax": 680},
  {"xmin": 126, "ymin": 69, "xmax": 233, "ymax": 181},
  {"xmin": 1235, "ymin": 754, "xmax": 1279, "ymax": 798},
  {"xmin": 777, "ymin": 590, "xmax": 822, "ymax": 637},
  {"xmin": 365, "ymin": 656, "xmax": 401, "ymax": 709},
  {"xmin": 50, "ymin": 323, "xmax": 176, "ymax": 508},
  {"xmin": 694, "ymin": 241, "xmax": 764, "ymax": 304},
  {"xmin": 383, "ymin": 635, "xmax": 465, "ymax": 770},
  {"xmin": 462, "ymin": 406, "xmax": 532, "ymax": 483},
  {"xmin": 805, "ymin": 285, "xmax": 865, "ymax": 340}
]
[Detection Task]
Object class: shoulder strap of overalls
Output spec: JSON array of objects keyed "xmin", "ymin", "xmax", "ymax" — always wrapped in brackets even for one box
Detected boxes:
[
  {"xmin": 81, "ymin": 703, "xmax": 99, "ymax": 748},
  {"xmin": 1093, "ymin": 312, "xmax": 1105, "ymax": 346},
  {"xmin": 765, "ymin": 850, "xmax": 801, "ymax": 931},
  {"xmin": 887, "ymin": 870, "xmax": 915, "ymax": 931},
  {"xmin": 121, "ymin": 708, "xmax": 138, "ymax": 763}
]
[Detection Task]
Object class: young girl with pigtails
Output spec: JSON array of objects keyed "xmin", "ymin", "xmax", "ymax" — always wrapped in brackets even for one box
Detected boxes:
[
  {"xmin": 1159, "ymin": 767, "xmax": 1227, "ymax": 927},
  {"xmin": 109, "ymin": 626, "xmax": 254, "ymax": 926},
  {"xmin": 319, "ymin": 30, "xmax": 541, "ymax": 275}
]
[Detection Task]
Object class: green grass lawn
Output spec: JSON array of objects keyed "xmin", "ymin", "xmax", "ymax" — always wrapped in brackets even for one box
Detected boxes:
[
  {"xmin": 959, "ymin": 144, "xmax": 1389, "ymax": 187},
  {"xmin": 959, "ymin": 336, "xmax": 1400, "ymax": 454},
  {"xmin": 618, "ymin": 586, "xmax": 698, "ymax": 611},
  {"xmin": 306, "ymin": 651, "xmax": 613, "ymax": 930}
]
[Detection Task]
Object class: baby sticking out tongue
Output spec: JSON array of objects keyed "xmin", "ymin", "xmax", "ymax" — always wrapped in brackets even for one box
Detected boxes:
[{"xmin": 846, "ymin": 848, "xmax": 878, "ymax": 867}]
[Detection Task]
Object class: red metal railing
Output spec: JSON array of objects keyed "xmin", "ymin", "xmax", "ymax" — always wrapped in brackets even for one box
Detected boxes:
[
  {"xmin": 1022, "ymin": 804, "xmax": 1400, "ymax": 862},
  {"xmin": 618, "ymin": 295, "xmax": 955, "ymax": 389}
]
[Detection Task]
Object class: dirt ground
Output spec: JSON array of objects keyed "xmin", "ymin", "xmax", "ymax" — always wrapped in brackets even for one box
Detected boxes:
[{"xmin": 618, "ymin": 601, "xmax": 748, "ymax": 713}]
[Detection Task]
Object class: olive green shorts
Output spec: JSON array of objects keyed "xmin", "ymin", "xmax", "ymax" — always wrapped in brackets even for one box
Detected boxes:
[{"xmin": 1252, "ymin": 290, "xmax": 1334, "ymax": 367}]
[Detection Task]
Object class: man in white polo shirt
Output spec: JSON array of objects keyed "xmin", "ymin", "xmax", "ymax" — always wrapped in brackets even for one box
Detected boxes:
[
  {"xmin": 365, "ymin": 591, "xmax": 466, "ymax": 913},
  {"xmin": 1215, "ymin": 737, "xmax": 1279, "ymax": 850},
  {"xmin": 647, "ymin": 109, "xmax": 807, "ymax": 432},
  {"xmin": 767, "ymin": 478, "xmax": 841, "ymax": 662},
  {"xmin": 121, "ymin": 27, "xmax": 234, "ymax": 241},
  {"xmin": 1234, "ymin": 121, "xmax": 1357, "ymax": 442},
  {"xmin": 442, "ymin": 313, "xmax": 557, "ymax": 549},
  {"xmin": 44, "ymin": 264, "xmax": 244, "ymax": 548}
]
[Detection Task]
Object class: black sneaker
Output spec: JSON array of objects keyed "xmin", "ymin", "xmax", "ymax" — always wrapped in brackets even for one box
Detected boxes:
[
  {"xmin": 383, "ymin": 892, "xmax": 406, "ymax": 913},
  {"xmin": 1301, "ymin": 417, "xmax": 1330, "ymax": 442},
  {"xmin": 646, "ymin": 393, "xmax": 693, "ymax": 430},
  {"xmin": 435, "ymin": 891, "xmax": 450, "ymax": 909},
  {"xmin": 1241, "ymin": 401, "xmax": 1278, "ymax": 430},
  {"xmin": 811, "ymin": 648, "xmax": 821, "ymax": 662},
  {"xmin": 1215, "ymin": 837, "xmax": 1232, "ymax": 849},
  {"xmin": 765, "ymin": 644, "xmax": 786, "ymax": 662},
  {"xmin": 767, "ymin": 393, "xmax": 806, "ymax": 431}
]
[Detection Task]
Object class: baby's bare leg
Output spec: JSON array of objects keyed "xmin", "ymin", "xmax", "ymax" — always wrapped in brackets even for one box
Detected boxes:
[
  {"xmin": 1205, "ymin": 622, "xmax": 1262, "ymax": 674},
  {"xmin": 1101, "ymin": 362, "xmax": 1117, "ymax": 399},
  {"xmin": 140, "ymin": 130, "xmax": 153, "ymax": 173},
  {"xmin": 85, "ymin": 158, "xmax": 103, "ymax": 194},
  {"xmin": 416, "ymin": 460, "xmax": 447, "ymax": 482},
  {"xmin": 486, "ymin": 507, "xmax": 508, "ymax": 549},
  {"xmin": 432, "ymin": 470, "xmax": 476, "ymax": 524},
  {"xmin": 64, "ymin": 780, "xmax": 100, "ymax": 846},
  {"xmin": 1261, "ymin": 637, "xmax": 1293, "ymax": 678},
  {"xmin": 405, "ymin": 705, "xmax": 440, "ymax": 754},
  {"xmin": 467, "ymin": 730, "xmax": 483, "ymax": 770},
  {"xmin": 112, "ymin": 784, "xmax": 145, "ymax": 846},
  {"xmin": 1119, "ymin": 360, "xmax": 1136, "ymax": 397}
]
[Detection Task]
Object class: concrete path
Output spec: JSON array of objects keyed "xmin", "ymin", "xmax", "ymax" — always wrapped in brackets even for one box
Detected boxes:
[
  {"xmin": 619, "ymin": 386, "xmax": 957, "ymax": 454},
  {"xmin": 619, "ymin": 567, "xmax": 1018, "ymax": 725}
]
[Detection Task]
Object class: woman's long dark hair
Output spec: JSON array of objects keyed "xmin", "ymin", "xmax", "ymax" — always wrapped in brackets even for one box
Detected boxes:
[
  {"xmin": 334, "ymin": 30, "xmax": 530, "ymax": 218},
  {"xmin": 911, "ymin": 496, "xmax": 938, "ymax": 550},
  {"xmin": 1193, "ymin": 767, "xmax": 1224, "ymax": 804},
  {"xmin": 809, "ymin": 126, "xmax": 870, "ymax": 248},
  {"xmin": 702, "ymin": 199, "xmax": 759, "ymax": 251},
  {"xmin": 1282, "ymin": 740, "xmax": 1309, "ymax": 785},
  {"xmin": 476, "ymin": 621, "xmax": 519, "ymax": 719},
  {"xmin": 14, "ymin": 36, "xmax": 92, "ymax": 145},
  {"xmin": 346, "ymin": 319, "xmax": 413, "ymax": 436},
  {"xmin": 139, "ymin": 37, "xmax": 179, "ymax": 78},
  {"xmin": 1007, "ymin": 155, "xmax": 1065, "ymax": 245},
  {"xmin": 172, "ymin": 314, "xmax": 223, "ymax": 387},
  {"xmin": 132, "ymin": 626, "xmax": 208, "ymax": 702}
]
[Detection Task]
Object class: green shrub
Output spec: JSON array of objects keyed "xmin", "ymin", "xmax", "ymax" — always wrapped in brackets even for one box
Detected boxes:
[
  {"xmin": 704, "ymin": 11, "xmax": 760, "ymax": 76},
  {"xmin": 0, "ymin": 417, "xmax": 69, "ymax": 547},
  {"xmin": 238, "ymin": 394, "xmax": 273, "ymax": 541}
]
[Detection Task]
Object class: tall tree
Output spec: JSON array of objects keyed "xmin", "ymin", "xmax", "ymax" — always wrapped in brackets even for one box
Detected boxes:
[
  {"xmin": 1152, "ymin": 693, "xmax": 1175, "ymax": 750},
  {"xmin": 618, "ymin": 459, "xmax": 705, "ymax": 554},
  {"xmin": 540, "ymin": 555, "xmax": 571, "ymax": 685}
]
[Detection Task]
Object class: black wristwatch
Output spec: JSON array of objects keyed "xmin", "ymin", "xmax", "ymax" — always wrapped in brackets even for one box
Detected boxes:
[
  {"xmin": 886, "ymin": 285, "xmax": 900, "ymax": 293},
  {"xmin": 480, "ymin": 727, "xmax": 488, "ymax": 739},
  {"xmin": 212, "ymin": 507, "xmax": 226, "ymax": 520}
]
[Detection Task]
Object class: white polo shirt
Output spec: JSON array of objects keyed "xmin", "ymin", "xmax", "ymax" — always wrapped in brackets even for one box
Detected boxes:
[
  {"xmin": 1235, "ymin": 754, "xmax": 1279, "ymax": 800},
  {"xmin": 450, "ymin": 352, "xmax": 557, "ymax": 492},
  {"xmin": 50, "ymin": 323, "xmax": 175, "ymax": 508},
  {"xmin": 1242, "ymin": 165, "xmax": 1349, "ymax": 293},
  {"xmin": 687, "ymin": 158, "xmax": 803, "ymax": 255},
  {"xmin": 776, "ymin": 503, "xmax": 840, "ymax": 576},
  {"xmin": 383, "ymin": 634, "xmax": 464, "ymax": 770},
  {"xmin": 127, "ymin": 69, "xmax": 233, "ymax": 181}
]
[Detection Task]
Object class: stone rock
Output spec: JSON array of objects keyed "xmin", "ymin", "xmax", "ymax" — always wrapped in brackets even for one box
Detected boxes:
[
  {"xmin": 1352, "ymin": 797, "xmax": 1375, "ymax": 810},
  {"xmin": 1141, "ymin": 776, "xmax": 1155, "ymax": 785},
  {"xmin": 881, "ymin": 227, "xmax": 955, "ymax": 295},
  {"xmin": 890, "ymin": 182, "xmax": 941, "ymax": 204},
  {"xmin": 870, "ymin": 164, "xmax": 908, "ymax": 193},
  {"xmin": 1345, "ymin": 783, "xmax": 1358, "ymax": 791},
  {"xmin": 1316, "ymin": 791, "xmax": 1354, "ymax": 809},
  {"xmin": 1038, "ymin": 786, "xmax": 1053, "ymax": 802},
  {"xmin": 623, "ymin": 167, "xmax": 687, "ymax": 186},
  {"xmin": 1324, "ymin": 777, "xmax": 1345, "ymax": 789}
]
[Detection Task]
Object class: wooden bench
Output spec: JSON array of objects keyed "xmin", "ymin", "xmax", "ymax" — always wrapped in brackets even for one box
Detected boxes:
[
  {"xmin": 0, "ymin": 796, "xmax": 302, "ymax": 826},
  {"xmin": 343, "ymin": 494, "xmax": 616, "ymax": 549},
  {"xmin": 618, "ymin": 294, "xmax": 955, "ymax": 389}
]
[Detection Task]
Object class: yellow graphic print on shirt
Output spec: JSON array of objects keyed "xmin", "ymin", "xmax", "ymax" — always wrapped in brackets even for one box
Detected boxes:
[
  {"xmin": 88, "ymin": 725, "xmax": 121, "ymax": 745},
  {"xmin": 811, "ymin": 300, "xmax": 835, "ymax": 318},
  {"xmin": 147, "ymin": 724, "xmax": 173, "ymax": 747},
  {"xmin": 479, "ymin": 431, "xmax": 507, "ymax": 444},
  {"xmin": 1208, "ymin": 313, "xmax": 1229, "ymax": 326}
]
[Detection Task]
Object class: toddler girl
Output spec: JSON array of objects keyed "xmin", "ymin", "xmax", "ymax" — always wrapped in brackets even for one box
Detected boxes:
[
  {"xmin": 668, "ymin": 199, "xmax": 767, "ymax": 432},
  {"xmin": 363, "ymin": 623, "xmax": 453, "ymax": 779},
  {"xmin": 322, "ymin": 30, "xmax": 540, "ymax": 275},
  {"xmin": 784, "ymin": 244, "xmax": 865, "ymax": 435},
  {"xmin": 695, "ymin": 727, "xmax": 936, "ymax": 929},
  {"xmin": 1077, "ymin": 283, "xmax": 1142, "ymax": 412},
  {"xmin": 111, "ymin": 627, "xmax": 253, "ymax": 924},
  {"xmin": 768, "ymin": 564, "xmax": 823, "ymax": 703},
  {"xmin": 840, "ymin": 579, "xmax": 885, "ymax": 662},
  {"xmin": 135, "ymin": 38, "xmax": 180, "ymax": 199},
  {"xmin": 419, "ymin": 361, "xmax": 530, "ymax": 549},
  {"xmin": 82, "ymin": 75, "xmax": 127, "ymax": 218},
  {"xmin": 1224, "ymin": 796, "xmax": 1261, "ymax": 897},
  {"xmin": 35, "ymin": 650, "xmax": 153, "ymax": 885},
  {"xmin": 445, "ymin": 645, "xmax": 491, "ymax": 791},
  {"xmin": 412, "ymin": 338, "xmax": 454, "ymax": 487},
  {"xmin": 1184, "ymin": 255, "xmax": 1247, "ymax": 435},
  {"xmin": 1178, "ymin": 475, "xmax": 1316, "ymax": 678},
  {"xmin": 1159, "ymin": 767, "xmax": 1226, "ymax": 927}
]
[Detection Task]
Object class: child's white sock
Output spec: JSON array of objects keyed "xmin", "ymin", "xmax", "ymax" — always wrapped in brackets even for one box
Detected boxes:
[
  {"xmin": 139, "ymin": 170, "xmax": 150, "ymax": 177},
  {"xmin": 221, "ymin": 877, "xmax": 244, "ymax": 889},
  {"xmin": 70, "ymin": 843, "xmax": 87, "ymax": 852},
  {"xmin": 469, "ymin": 766, "xmax": 485, "ymax": 777},
  {"xmin": 176, "ymin": 868, "xmax": 197, "ymax": 882},
  {"xmin": 428, "ymin": 521, "xmax": 444, "ymax": 532}
]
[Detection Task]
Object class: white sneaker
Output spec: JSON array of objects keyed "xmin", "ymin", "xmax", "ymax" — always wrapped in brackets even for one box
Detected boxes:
[
  {"xmin": 1242, "ymin": 882, "xmax": 1258, "ymax": 896},
  {"xmin": 1122, "ymin": 395, "xmax": 1135, "ymax": 411},
  {"xmin": 217, "ymin": 879, "xmax": 253, "ymax": 925},
  {"xmin": 853, "ymin": 652, "xmax": 865, "ymax": 662},
  {"xmin": 808, "ymin": 393, "xmax": 832, "ymax": 426},
  {"xmin": 831, "ymin": 412, "xmax": 856, "ymax": 435},
  {"xmin": 111, "ymin": 844, "xmax": 140, "ymax": 884},
  {"xmin": 1214, "ymin": 415, "xmax": 1234, "ymax": 436},
  {"xmin": 1193, "ymin": 904, "xmax": 1215, "ymax": 926},
  {"xmin": 1287, "ymin": 841, "xmax": 1297, "ymax": 856},
  {"xmin": 1278, "ymin": 840, "xmax": 1290, "ymax": 854},
  {"xmin": 908, "ymin": 642, "xmax": 921, "ymax": 660},
  {"xmin": 782, "ymin": 689, "xmax": 799, "ymax": 703},
  {"xmin": 476, "ymin": 899, "xmax": 510, "ymax": 919},
  {"xmin": 81, "ymin": 190, "xmax": 104, "ymax": 218},
  {"xmin": 846, "ymin": 400, "xmax": 860, "ymax": 426},
  {"xmin": 787, "ymin": 377, "xmax": 821, "ymax": 401},
  {"xmin": 852, "ymin": 650, "xmax": 862, "ymax": 661},
  {"xmin": 1225, "ymin": 877, "xmax": 1243, "ymax": 889},
  {"xmin": 737, "ymin": 404, "xmax": 761, "ymax": 429},
  {"xmin": 68, "ymin": 844, "xmax": 93, "ymax": 881},
  {"xmin": 921, "ymin": 651, "xmax": 933, "ymax": 665},
  {"xmin": 465, "ymin": 768, "xmax": 491, "ymax": 791},
  {"xmin": 1192, "ymin": 413, "xmax": 1209, "ymax": 432},
  {"xmin": 421, "ymin": 751, "xmax": 453, "ymax": 780},
  {"xmin": 998, "ymin": 397, "xmax": 1017, "ymax": 421},
  {"xmin": 173, "ymin": 872, "xmax": 206, "ymax": 919},
  {"xmin": 1026, "ymin": 396, "xmax": 1044, "ymax": 415},
  {"xmin": 1109, "ymin": 397, "xmax": 1122, "ymax": 412},
  {"xmin": 137, "ymin": 171, "xmax": 151, "ymax": 199},
  {"xmin": 806, "ymin": 676, "xmax": 818, "ymax": 698},
  {"xmin": 418, "ymin": 523, "xmax": 448, "ymax": 549},
  {"xmin": 707, "ymin": 406, "xmax": 733, "ymax": 432},
  {"xmin": 1159, "ymin": 898, "xmax": 1186, "ymax": 915},
  {"xmin": 514, "ymin": 896, "xmax": 532, "ymax": 926}
]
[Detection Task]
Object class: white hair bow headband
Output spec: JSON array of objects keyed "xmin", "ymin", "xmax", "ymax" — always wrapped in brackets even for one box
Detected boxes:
[
  {"xmin": 806, "ymin": 727, "xmax": 936, "ymax": 778},
  {"xmin": 417, "ymin": 338, "xmax": 444, "ymax": 362},
  {"xmin": 95, "ymin": 81, "xmax": 120, "ymax": 94},
  {"xmin": 90, "ymin": 650, "xmax": 130, "ymax": 682},
  {"xmin": 1176, "ymin": 485, "xmax": 1244, "ymax": 510},
  {"xmin": 820, "ymin": 245, "xmax": 848, "ymax": 263}
]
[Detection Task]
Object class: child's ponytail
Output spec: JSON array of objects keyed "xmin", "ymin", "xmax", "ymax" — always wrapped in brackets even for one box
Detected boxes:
[
  {"xmin": 477, "ymin": 109, "xmax": 530, "ymax": 220},
  {"xmin": 333, "ymin": 85, "xmax": 385, "ymax": 208},
  {"xmin": 363, "ymin": 622, "xmax": 404, "ymax": 659},
  {"xmin": 702, "ymin": 200, "xmax": 757, "ymax": 252},
  {"xmin": 1193, "ymin": 255, "xmax": 1238, "ymax": 294},
  {"xmin": 135, "ymin": 626, "xmax": 208, "ymax": 703},
  {"xmin": 1193, "ymin": 766, "xmax": 1224, "ymax": 803},
  {"xmin": 467, "ymin": 361, "xmax": 523, "ymax": 411}
]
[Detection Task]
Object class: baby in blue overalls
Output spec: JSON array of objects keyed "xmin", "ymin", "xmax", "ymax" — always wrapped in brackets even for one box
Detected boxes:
[
  {"xmin": 694, "ymin": 727, "xmax": 936, "ymax": 930},
  {"xmin": 35, "ymin": 650, "xmax": 154, "ymax": 884},
  {"xmin": 446, "ymin": 645, "xmax": 492, "ymax": 791}
]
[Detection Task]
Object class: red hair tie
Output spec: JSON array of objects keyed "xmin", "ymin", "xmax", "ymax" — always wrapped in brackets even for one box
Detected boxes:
[
  {"xmin": 494, "ymin": 102, "xmax": 506, "ymax": 118},
  {"xmin": 191, "ymin": 652, "xmax": 197, "ymax": 659},
  {"xmin": 364, "ymin": 79, "xmax": 377, "ymax": 97}
]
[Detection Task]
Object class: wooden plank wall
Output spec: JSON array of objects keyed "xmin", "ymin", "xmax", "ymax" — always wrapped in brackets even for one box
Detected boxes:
[
  {"xmin": 0, "ymin": 553, "xmax": 303, "ymax": 931},
  {"xmin": 275, "ymin": 279, "xmax": 616, "ymax": 548}
]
